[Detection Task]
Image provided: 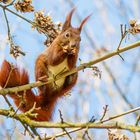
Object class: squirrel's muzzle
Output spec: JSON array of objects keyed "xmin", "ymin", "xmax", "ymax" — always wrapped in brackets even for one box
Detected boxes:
[{"xmin": 69, "ymin": 40, "xmax": 79, "ymax": 48}]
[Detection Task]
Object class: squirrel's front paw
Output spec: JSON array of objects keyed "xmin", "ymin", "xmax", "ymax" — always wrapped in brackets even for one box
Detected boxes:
[
  {"xmin": 71, "ymin": 48, "xmax": 76, "ymax": 55},
  {"xmin": 62, "ymin": 46, "xmax": 76, "ymax": 55},
  {"xmin": 62, "ymin": 46, "xmax": 69, "ymax": 53}
]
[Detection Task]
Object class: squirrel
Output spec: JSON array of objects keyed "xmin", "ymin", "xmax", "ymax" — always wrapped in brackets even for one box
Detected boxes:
[{"xmin": 0, "ymin": 8, "xmax": 91, "ymax": 121}]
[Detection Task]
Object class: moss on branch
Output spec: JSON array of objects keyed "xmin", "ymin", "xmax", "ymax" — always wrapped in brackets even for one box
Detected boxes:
[{"xmin": 0, "ymin": 108, "xmax": 140, "ymax": 133}]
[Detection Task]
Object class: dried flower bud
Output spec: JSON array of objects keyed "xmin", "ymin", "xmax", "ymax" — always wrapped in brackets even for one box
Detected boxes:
[
  {"xmin": 128, "ymin": 19, "xmax": 140, "ymax": 35},
  {"xmin": 108, "ymin": 130, "xmax": 129, "ymax": 140},
  {"xmin": 0, "ymin": 0, "xmax": 13, "ymax": 4},
  {"xmin": 32, "ymin": 10, "xmax": 62, "ymax": 47},
  {"xmin": 129, "ymin": 20, "xmax": 137, "ymax": 27},
  {"xmin": 10, "ymin": 44, "xmax": 25, "ymax": 58},
  {"xmin": 14, "ymin": 0, "xmax": 34, "ymax": 13},
  {"xmin": 92, "ymin": 66, "xmax": 101, "ymax": 79}
]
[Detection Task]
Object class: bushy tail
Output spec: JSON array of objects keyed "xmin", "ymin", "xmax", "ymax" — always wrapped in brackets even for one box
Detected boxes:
[{"xmin": 0, "ymin": 60, "xmax": 56, "ymax": 121}]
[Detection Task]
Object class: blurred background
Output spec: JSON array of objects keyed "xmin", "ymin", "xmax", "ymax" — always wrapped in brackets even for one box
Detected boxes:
[{"xmin": 0, "ymin": 0, "xmax": 140, "ymax": 139}]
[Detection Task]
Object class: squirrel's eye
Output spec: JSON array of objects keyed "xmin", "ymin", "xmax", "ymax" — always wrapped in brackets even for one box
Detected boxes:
[{"xmin": 65, "ymin": 32, "xmax": 70, "ymax": 38}]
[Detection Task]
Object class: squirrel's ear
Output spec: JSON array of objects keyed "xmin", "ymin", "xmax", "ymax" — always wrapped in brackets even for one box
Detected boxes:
[
  {"xmin": 62, "ymin": 8, "xmax": 76, "ymax": 31},
  {"xmin": 78, "ymin": 14, "xmax": 92, "ymax": 32}
]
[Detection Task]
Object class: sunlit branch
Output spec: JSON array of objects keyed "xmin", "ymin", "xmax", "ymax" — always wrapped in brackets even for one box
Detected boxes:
[{"xmin": 0, "ymin": 40, "xmax": 140, "ymax": 95}]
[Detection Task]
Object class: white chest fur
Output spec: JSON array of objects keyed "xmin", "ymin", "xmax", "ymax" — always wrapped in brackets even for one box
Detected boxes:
[{"xmin": 48, "ymin": 58, "xmax": 69, "ymax": 89}]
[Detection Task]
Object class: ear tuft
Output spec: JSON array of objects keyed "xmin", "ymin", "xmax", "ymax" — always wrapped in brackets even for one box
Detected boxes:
[
  {"xmin": 78, "ymin": 13, "xmax": 92, "ymax": 32},
  {"xmin": 62, "ymin": 7, "xmax": 76, "ymax": 31}
]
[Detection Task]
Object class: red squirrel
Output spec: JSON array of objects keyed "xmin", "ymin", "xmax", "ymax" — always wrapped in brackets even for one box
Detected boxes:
[{"xmin": 0, "ymin": 9, "xmax": 90, "ymax": 121}]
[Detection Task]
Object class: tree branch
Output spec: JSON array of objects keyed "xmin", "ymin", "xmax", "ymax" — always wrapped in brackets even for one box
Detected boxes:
[
  {"xmin": 0, "ymin": 106, "xmax": 140, "ymax": 128},
  {"xmin": 0, "ymin": 4, "xmax": 33, "ymax": 24},
  {"xmin": 46, "ymin": 106, "xmax": 140, "ymax": 139},
  {"xmin": 0, "ymin": 108, "xmax": 140, "ymax": 132},
  {"xmin": 0, "ymin": 40, "xmax": 140, "ymax": 95}
]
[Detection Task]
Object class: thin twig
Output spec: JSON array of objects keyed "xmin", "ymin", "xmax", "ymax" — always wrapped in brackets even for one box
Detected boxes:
[
  {"xmin": 59, "ymin": 110, "xmax": 72, "ymax": 140},
  {"xmin": 134, "ymin": 115, "xmax": 140, "ymax": 140},
  {"xmin": 12, "ymin": 101, "xmax": 24, "ymax": 117},
  {"xmin": 117, "ymin": 24, "xmax": 128, "ymax": 61},
  {"xmin": 21, "ymin": 122, "xmax": 35, "ymax": 138},
  {"xmin": 2, "ymin": 95, "xmax": 13, "ymax": 108},
  {"xmin": 2, "ymin": 59, "xmax": 14, "ymax": 109},
  {"xmin": 135, "ymin": 115, "xmax": 140, "ymax": 126},
  {"xmin": 30, "ymin": 127, "xmax": 42, "ymax": 140},
  {"xmin": 100, "ymin": 106, "xmax": 140, "ymax": 123},
  {"xmin": 3, "ymin": 6, "xmax": 25, "ymax": 57},
  {"xmin": 5, "ymin": 0, "xmax": 16, "ymax": 7},
  {"xmin": 99, "ymin": 105, "xmax": 109, "ymax": 122},
  {"xmin": 82, "ymin": 129, "xmax": 92, "ymax": 140},
  {"xmin": 117, "ymin": 24, "xmax": 128, "ymax": 50}
]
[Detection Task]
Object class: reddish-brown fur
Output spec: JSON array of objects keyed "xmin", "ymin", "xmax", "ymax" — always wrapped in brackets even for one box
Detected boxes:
[
  {"xmin": 0, "ymin": 8, "xmax": 90, "ymax": 121},
  {"xmin": 0, "ymin": 60, "xmax": 59, "ymax": 121}
]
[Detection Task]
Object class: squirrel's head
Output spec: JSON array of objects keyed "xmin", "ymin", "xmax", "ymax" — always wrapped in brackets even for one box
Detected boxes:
[{"xmin": 56, "ymin": 8, "xmax": 91, "ymax": 55}]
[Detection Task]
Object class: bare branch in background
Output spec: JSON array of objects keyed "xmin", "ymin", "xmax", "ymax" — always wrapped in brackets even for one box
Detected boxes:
[{"xmin": 3, "ymin": 8, "xmax": 25, "ymax": 58}]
